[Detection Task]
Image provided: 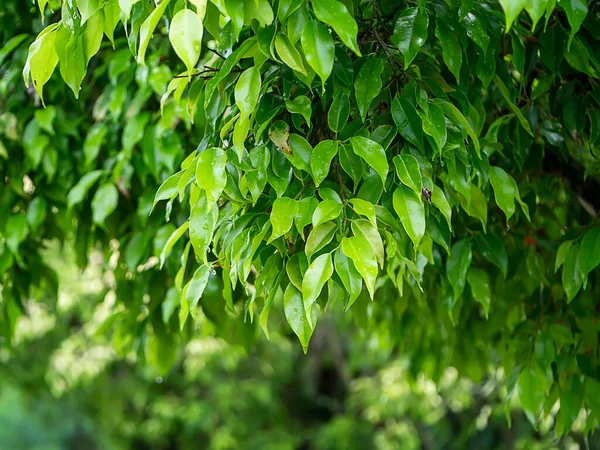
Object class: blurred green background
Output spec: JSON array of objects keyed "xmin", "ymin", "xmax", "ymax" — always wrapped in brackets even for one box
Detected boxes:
[{"xmin": 0, "ymin": 245, "xmax": 595, "ymax": 450}]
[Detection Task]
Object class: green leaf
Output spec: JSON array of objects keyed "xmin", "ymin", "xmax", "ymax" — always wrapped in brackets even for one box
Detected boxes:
[
  {"xmin": 310, "ymin": 140, "xmax": 338, "ymax": 187},
  {"xmin": 462, "ymin": 11, "xmax": 490, "ymax": 52},
  {"xmin": 585, "ymin": 377, "xmax": 600, "ymax": 416},
  {"xmin": 334, "ymin": 247, "xmax": 362, "ymax": 309},
  {"xmin": 348, "ymin": 198, "xmax": 376, "ymax": 227},
  {"xmin": 350, "ymin": 136, "xmax": 388, "ymax": 185},
  {"xmin": 490, "ymin": 166, "xmax": 529, "ymax": 223},
  {"xmin": 578, "ymin": 227, "xmax": 600, "ymax": 283},
  {"xmin": 83, "ymin": 10, "xmax": 105, "ymax": 65},
  {"xmin": 391, "ymin": 97, "xmax": 424, "ymax": 152},
  {"xmin": 432, "ymin": 99, "xmax": 481, "ymax": 157},
  {"xmin": 186, "ymin": 265, "xmax": 211, "ymax": 313},
  {"xmin": 563, "ymin": 243, "xmax": 583, "ymax": 303},
  {"xmin": 153, "ymin": 171, "xmax": 184, "ymax": 209},
  {"xmin": 284, "ymin": 283, "xmax": 316, "ymax": 353},
  {"xmin": 393, "ymin": 185, "xmax": 425, "ymax": 249},
  {"xmin": 269, "ymin": 197, "xmax": 299, "ymax": 242},
  {"xmin": 467, "ymin": 267, "xmax": 492, "ymax": 318},
  {"xmin": 475, "ymin": 232, "xmax": 508, "ymax": 278},
  {"xmin": 431, "ymin": 186, "xmax": 452, "ymax": 230},
  {"xmin": 302, "ymin": 252, "xmax": 333, "ymax": 316},
  {"xmin": 558, "ymin": 0, "xmax": 587, "ymax": 47},
  {"xmin": 447, "ymin": 238, "xmax": 473, "ymax": 302},
  {"xmin": 393, "ymin": 154, "xmax": 422, "ymax": 195},
  {"xmin": 23, "ymin": 24, "xmax": 59, "ymax": 104},
  {"xmin": 435, "ymin": 18, "xmax": 462, "ymax": 82},
  {"xmin": 103, "ymin": 0, "xmax": 121, "ymax": 45},
  {"xmin": 288, "ymin": 133, "xmax": 313, "ymax": 174},
  {"xmin": 275, "ymin": 33, "xmax": 307, "ymax": 75},
  {"xmin": 328, "ymin": 92, "xmax": 350, "ymax": 133},
  {"xmin": 301, "ymin": 19, "xmax": 334, "ymax": 85},
  {"xmin": 295, "ymin": 197, "xmax": 319, "ymax": 236},
  {"xmin": 78, "ymin": 0, "xmax": 100, "ymax": 24},
  {"xmin": 518, "ymin": 364, "xmax": 551, "ymax": 417},
  {"xmin": 138, "ymin": 0, "xmax": 172, "ymax": 66},
  {"xmin": 355, "ymin": 58, "xmax": 383, "ymax": 122},
  {"xmin": 556, "ymin": 240, "xmax": 573, "ymax": 273},
  {"xmin": 169, "ymin": 9, "xmax": 203, "ymax": 79},
  {"xmin": 244, "ymin": 0, "xmax": 274, "ymax": 27},
  {"xmin": 235, "ymin": 66, "xmax": 261, "ymax": 120},
  {"xmin": 499, "ymin": 0, "xmax": 527, "ymax": 32},
  {"xmin": 352, "ymin": 219, "xmax": 384, "ymax": 268},
  {"xmin": 91, "ymin": 183, "xmax": 119, "ymax": 226},
  {"xmin": 67, "ymin": 170, "xmax": 104, "ymax": 208},
  {"xmin": 392, "ymin": 7, "xmax": 428, "ymax": 68},
  {"xmin": 339, "ymin": 142, "xmax": 363, "ymax": 189},
  {"xmin": 159, "ymin": 221, "xmax": 190, "ymax": 268},
  {"xmin": 5, "ymin": 215, "xmax": 29, "ymax": 255},
  {"xmin": 421, "ymin": 104, "xmax": 447, "ymax": 154},
  {"xmin": 341, "ymin": 235, "xmax": 377, "ymax": 298},
  {"xmin": 311, "ymin": 0, "xmax": 361, "ymax": 56},
  {"xmin": 286, "ymin": 95, "xmax": 312, "ymax": 128},
  {"xmin": 493, "ymin": 76, "xmax": 534, "ymax": 136},
  {"xmin": 312, "ymin": 199, "xmax": 343, "ymax": 229},
  {"xmin": 26, "ymin": 197, "xmax": 47, "ymax": 232},
  {"xmin": 306, "ymin": 221, "xmax": 337, "ymax": 261},
  {"xmin": 189, "ymin": 197, "xmax": 217, "ymax": 263},
  {"xmin": 196, "ymin": 147, "xmax": 227, "ymax": 207}
]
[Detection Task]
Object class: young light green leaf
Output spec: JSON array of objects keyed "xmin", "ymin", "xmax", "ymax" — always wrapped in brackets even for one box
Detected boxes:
[
  {"xmin": 91, "ymin": 183, "xmax": 119, "ymax": 226},
  {"xmin": 310, "ymin": 140, "xmax": 338, "ymax": 187},
  {"xmin": 352, "ymin": 219, "xmax": 384, "ymax": 268},
  {"xmin": 350, "ymin": 136, "xmax": 388, "ymax": 185},
  {"xmin": 159, "ymin": 221, "xmax": 190, "ymax": 269},
  {"xmin": 169, "ymin": 9, "xmax": 203, "ymax": 79},
  {"xmin": 275, "ymin": 33, "xmax": 307, "ymax": 75},
  {"xmin": 153, "ymin": 171, "xmax": 184, "ymax": 209},
  {"xmin": 294, "ymin": 197, "xmax": 319, "ymax": 236},
  {"xmin": 499, "ymin": 0, "xmax": 527, "ymax": 32},
  {"xmin": 189, "ymin": 197, "xmax": 217, "ymax": 263},
  {"xmin": 186, "ymin": 265, "xmax": 211, "ymax": 313},
  {"xmin": 447, "ymin": 238, "xmax": 473, "ymax": 302},
  {"xmin": 138, "ymin": 0, "xmax": 172, "ymax": 65},
  {"xmin": 301, "ymin": 19, "xmax": 334, "ymax": 85},
  {"xmin": 348, "ymin": 198, "xmax": 376, "ymax": 227},
  {"xmin": 235, "ymin": 66, "xmax": 261, "ymax": 119},
  {"xmin": 312, "ymin": 199, "xmax": 343, "ymax": 229},
  {"xmin": 355, "ymin": 58, "xmax": 383, "ymax": 122},
  {"xmin": 302, "ymin": 252, "xmax": 333, "ymax": 315},
  {"xmin": 431, "ymin": 185, "xmax": 452, "ymax": 230},
  {"xmin": 341, "ymin": 235, "xmax": 377, "ymax": 298},
  {"xmin": 467, "ymin": 267, "xmax": 492, "ymax": 318},
  {"xmin": 196, "ymin": 147, "xmax": 227, "ymax": 207},
  {"xmin": 393, "ymin": 185, "xmax": 425, "ymax": 249},
  {"xmin": 306, "ymin": 221, "xmax": 337, "ymax": 261},
  {"xmin": 392, "ymin": 7, "xmax": 428, "ymax": 68},
  {"xmin": 23, "ymin": 23, "xmax": 59, "ymax": 104},
  {"xmin": 269, "ymin": 197, "xmax": 299, "ymax": 242},
  {"xmin": 311, "ymin": 0, "xmax": 361, "ymax": 55},
  {"xmin": 334, "ymin": 247, "xmax": 362, "ymax": 310},
  {"xmin": 393, "ymin": 154, "xmax": 422, "ymax": 195},
  {"xmin": 284, "ymin": 283, "xmax": 316, "ymax": 354}
]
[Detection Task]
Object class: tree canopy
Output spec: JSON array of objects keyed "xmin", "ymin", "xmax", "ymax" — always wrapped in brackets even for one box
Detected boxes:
[{"xmin": 2, "ymin": 0, "xmax": 600, "ymax": 437}]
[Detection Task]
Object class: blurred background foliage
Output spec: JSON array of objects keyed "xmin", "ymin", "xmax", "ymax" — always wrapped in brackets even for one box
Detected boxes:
[{"xmin": 0, "ymin": 245, "xmax": 596, "ymax": 449}]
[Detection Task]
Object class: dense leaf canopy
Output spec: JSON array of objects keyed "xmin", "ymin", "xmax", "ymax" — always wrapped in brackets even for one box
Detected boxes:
[{"xmin": 2, "ymin": 0, "xmax": 600, "ymax": 436}]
